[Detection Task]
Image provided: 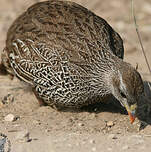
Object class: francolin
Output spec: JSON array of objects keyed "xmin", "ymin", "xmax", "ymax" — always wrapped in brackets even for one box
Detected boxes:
[{"xmin": 0, "ymin": 0, "xmax": 144, "ymax": 123}]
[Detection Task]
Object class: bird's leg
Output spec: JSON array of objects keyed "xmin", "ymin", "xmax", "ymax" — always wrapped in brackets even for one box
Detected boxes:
[
  {"xmin": 32, "ymin": 88, "xmax": 62, "ymax": 110},
  {"xmin": 32, "ymin": 89, "xmax": 47, "ymax": 106},
  {"xmin": 50, "ymin": 104, "xmax": 62, "ymax": 111}
]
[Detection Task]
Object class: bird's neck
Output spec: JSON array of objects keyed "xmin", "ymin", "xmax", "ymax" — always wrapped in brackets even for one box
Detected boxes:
[{"xmin": 90, "ymin": 54, "xmax": 123, "ymax": 96}]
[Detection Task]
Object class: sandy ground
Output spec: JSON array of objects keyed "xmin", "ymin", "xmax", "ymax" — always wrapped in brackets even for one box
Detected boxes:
[{"xmin": 0, "ymin": 0, "xmax": 151, "ymax": 152}]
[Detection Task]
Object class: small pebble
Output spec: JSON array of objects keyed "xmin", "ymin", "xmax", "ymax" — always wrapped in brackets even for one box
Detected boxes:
[
  {"xmin": 33, "ymin": 120, "xmax": 41, "ymax": 125},
  {"xmin": 92, "ymin": 147, "xmax": 96, "ymax": 152},
  {"xmin": 78, "ymin": 123, "xmax": 84, "ymax": 127},
  {"xmin": 122, "ymin": 145, "xmax": 129, "ymax": 150},
  {"xmin": 108, "ymin": 134, "xmax": 117, "ymax": 139},
  {"xmin": 68, "ymin": 143, "xmax": 72, "ymax": 147},
  {"xmin": 16, "ymin": 130, "xmax": 30, "ymax": 142},
  {"xmin": 89, "ymin": 139, "xmax": 95, "ymax": 144},
  {"xmin": 94, "ymin": 108, "xmax": 98, "ymax": 112},
  {"xmin": 4, "ymin": 114, "xmax": 16, "ymax": 122},
  {"xmin": 107, "ymin": 147, "xmax": 112, "ymax": 151},
  {"xmin": 2, "ymin": 94, "xmax": 14, "ymax": 104},
  {"xmin": 107, "ymin": 121, "xmax": 114, "ymax": 127}
]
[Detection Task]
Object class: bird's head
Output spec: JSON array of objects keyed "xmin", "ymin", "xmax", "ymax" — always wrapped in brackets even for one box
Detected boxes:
[{"xmin": 111, "ymin": 63, "xmax": 144, "ymax": 123}]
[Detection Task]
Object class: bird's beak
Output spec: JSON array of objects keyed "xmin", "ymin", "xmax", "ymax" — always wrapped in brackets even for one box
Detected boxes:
[{"xmin": 124, "ymin": 103, "xmax": 137, "ymax": 124}]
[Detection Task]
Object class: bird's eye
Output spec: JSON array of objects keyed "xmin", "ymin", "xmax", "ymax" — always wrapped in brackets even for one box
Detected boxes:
[{"xmin": 120, "ymin": 91, "xmax": 126, "ymax": 98}]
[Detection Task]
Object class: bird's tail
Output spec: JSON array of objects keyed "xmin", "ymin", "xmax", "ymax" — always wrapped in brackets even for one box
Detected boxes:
[
  {"xmin": 0, "ymin": 48, "xmax": 14, "ymax": 79},
  {"xmin": 0, "ymin": 62, "xmax": 8, "ymax": 75}
]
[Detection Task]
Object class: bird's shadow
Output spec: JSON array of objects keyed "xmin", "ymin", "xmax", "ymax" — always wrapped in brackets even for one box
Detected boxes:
[
  {"xmin": 59, "ymin": 81, "xmax": 151, "ymax": 130},
  {"xmin": 57, "ymin": 95, "xmax": 127, "ymax": 115},
  {"xmin": 136, "ymin": 81, "xmax": 151, "ymax": 130},
  {"xmin": 80, "ymin": 96, "xmax": 126, "ymax": 114}
]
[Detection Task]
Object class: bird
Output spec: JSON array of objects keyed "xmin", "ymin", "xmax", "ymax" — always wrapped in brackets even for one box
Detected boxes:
[{"xmin": 0, "ymin": 0, "xmax": 144, "ymax": 123}]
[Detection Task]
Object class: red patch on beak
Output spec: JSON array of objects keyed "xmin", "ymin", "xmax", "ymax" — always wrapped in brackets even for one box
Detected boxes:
[{"xmin": 128, "ymin": 112, "xmax": 136, "ymax": 124}]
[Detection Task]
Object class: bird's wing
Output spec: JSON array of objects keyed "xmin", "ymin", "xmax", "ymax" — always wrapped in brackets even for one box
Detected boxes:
[{"xmin": 4, "ymin": 1, "xmax": 124, "ymax": 85}]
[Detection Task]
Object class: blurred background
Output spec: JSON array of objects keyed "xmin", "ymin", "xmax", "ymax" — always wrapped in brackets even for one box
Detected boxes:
[
  {"xmin": 0, "ymin": 1, "xmax": 151, "ymax": 151},
  {"xmin": 0, "ymin": 0, "xmax": 151, "ymax": 81}
]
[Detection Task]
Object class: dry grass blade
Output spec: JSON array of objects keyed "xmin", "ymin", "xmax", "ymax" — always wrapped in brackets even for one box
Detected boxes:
[
  {"xmin": 131, "ymin": 0, "xmax": 151, "ymax": 91},
  {"xmin": 131, "ymin": 0, "xmax": 151, "ymax": 75}
]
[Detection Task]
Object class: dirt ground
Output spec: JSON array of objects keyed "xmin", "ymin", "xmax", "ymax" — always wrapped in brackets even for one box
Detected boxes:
[{"xmin": 0, "ymin": 0, "xmax": 151, "ymax": 152}]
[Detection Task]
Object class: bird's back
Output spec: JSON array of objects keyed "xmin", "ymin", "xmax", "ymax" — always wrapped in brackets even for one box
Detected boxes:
[{"xmin": 4, "ymin": 1, "xmax": 123, "ymax": 80}]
